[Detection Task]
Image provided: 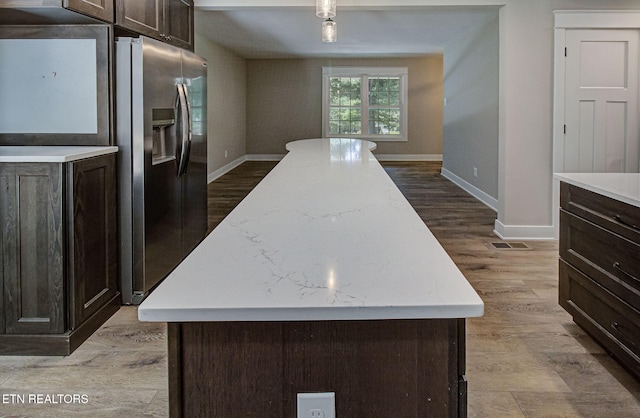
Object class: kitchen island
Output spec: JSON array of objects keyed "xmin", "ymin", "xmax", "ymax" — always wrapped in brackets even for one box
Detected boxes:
[{"xmin": 139, "ymin": 138, "xmax": 484, "ymax": 417}]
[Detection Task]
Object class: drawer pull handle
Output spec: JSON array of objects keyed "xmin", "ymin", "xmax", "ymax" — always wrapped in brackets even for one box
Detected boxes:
[
  {"xmin": 612, "ymin": 322, "xmax": 620, "ymax": 330},
  {"xmin": 613, "ymin": 261, "xmax": 640, "ymax": 284},
  {"xmin": 613, "ymin": 214, "xmax": 640, "ymax": 231}
]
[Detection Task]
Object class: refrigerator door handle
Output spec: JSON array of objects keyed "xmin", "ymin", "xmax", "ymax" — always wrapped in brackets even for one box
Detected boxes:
[{"xmin": 176, "ymin": 83, "xmax": 192, "ymax": 176}]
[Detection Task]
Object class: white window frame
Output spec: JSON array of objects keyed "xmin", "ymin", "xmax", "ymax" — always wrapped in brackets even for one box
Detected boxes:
[{"xmin": 322, "ymin": 66, "xmax": 408, "ymax": 141}]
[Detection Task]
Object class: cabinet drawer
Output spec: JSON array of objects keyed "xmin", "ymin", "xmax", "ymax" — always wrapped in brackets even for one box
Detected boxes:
[
  {"xmin": 560, "ymin": 210, "xmax": 640, "ymax": 310},
  {"xmin": 560, "ymin": 182, "xmax": 640, "ymax": 244},
  {"xmin": 560, "ymin": 260, "xmax": 640, "ymax": 377}
]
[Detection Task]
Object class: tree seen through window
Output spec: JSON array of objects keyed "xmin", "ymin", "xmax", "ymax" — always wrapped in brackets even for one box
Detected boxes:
[{"xmin": 324, "ymin": 68, "xmax": 406, "ymax": 140}]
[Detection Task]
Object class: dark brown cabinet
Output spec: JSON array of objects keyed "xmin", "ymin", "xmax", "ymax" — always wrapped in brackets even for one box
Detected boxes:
[
  {"xmin": 0, "ymin": 0, "xmax": 193, "ymax": 49},
  {"xmin": 65, "ymin": 0, "xmax": 114, "ymax": 23},
  {"xmin": 559, "ymin": 182, "xmax": 640, "ymax": 379},
  {"xmin": 0, "ymin": 153, "xmax": 120, "ymax": 355},
  {"xmin": 116, "ymin": 0, "xmax": 194, "ymax": 50},
  {"xmin": 0, "ymin": 0, "xmax": 114, "ymax": 24},
  {"xmin": 1, "ymin": 163, "xmax": 66, "ymax": 336},
  {"xmin": 67, "ymin": 155, "xmax": 119, "ymax": 328}
]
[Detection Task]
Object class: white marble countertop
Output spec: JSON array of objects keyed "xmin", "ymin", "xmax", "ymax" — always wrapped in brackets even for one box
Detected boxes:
[
  {"xmin": 0, "ymin": 146, "xmax": 118, "ymax": 162},
  {"xmin": 138, "ymin": 138, "xmax": 484, "ymax": 322},
  {"xmin": 555, "ymin": 173, "xmax": 640, "ymax": 208}
]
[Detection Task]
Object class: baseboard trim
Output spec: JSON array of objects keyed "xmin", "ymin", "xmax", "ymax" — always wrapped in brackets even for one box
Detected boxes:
[
  {"xmin": 246, "ymin": 154, "xmax": 286, "ymax": 161},
  {"xmin": 207, "ymin": 156, "xmax": 247, "ymax": 183},
  {"xmin": 440, "ymin": 168, "xmax": 498, "ymax": 212},
  {"xmin": 493, "ymin": 219, "xmax": 556, "ymax": 241},
  {"xmin": 207, "ymin": 154, "xmax": 286, "ymax": 183},
  {"xmin": 375, "ymin": 154, "xmax": 443, "ymax": 161}
]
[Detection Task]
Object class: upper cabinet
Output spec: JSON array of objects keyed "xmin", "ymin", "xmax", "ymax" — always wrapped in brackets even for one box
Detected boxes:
[
  {"xmin": 65, "ymin": 0, "xmax": 114, "ymax": 23},
  {"xmin": 0, "ymin": 25, "xmax": 113, "ymax": 146},
  {"xmin": 0, "ymin": 0, "xmax": 194, "ymax": 51},
  {"xmin": 115, "ymin": 0, "xmax": 194, "ymax": 51},
  {"xmin": 0, "ymin": 0, "xmax": 114, "ymax": 24},
  {"xmin": 115, "ymin": 0, "xmax": 162, "ymax": 39},
  {"xmin": 163, "ymin": 0, "xmax": 193, "ymax": 50}
]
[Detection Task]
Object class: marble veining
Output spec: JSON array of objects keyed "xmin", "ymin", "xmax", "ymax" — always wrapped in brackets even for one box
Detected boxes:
[
  {"xmin": 138, "ymin": 138, "xmax": 484, "ymax": 322},
  {"xmin": 554, "ymin": 172, "xmax": 640, "ymax": 208}
]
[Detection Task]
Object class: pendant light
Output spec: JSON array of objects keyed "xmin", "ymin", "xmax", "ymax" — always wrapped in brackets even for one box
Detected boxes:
[
  {"xmin": 316, "ymin": 0, "xmax": 336, "ymax": 19},
  {"xmin": 322, "ymin": 18, "xmax": 337, "ymax": 43}
]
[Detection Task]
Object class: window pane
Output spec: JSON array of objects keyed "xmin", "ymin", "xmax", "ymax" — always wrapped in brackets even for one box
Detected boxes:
[
  {"xmin": 329, "ymin": 108, "xmax": 342, "ymax": 124},
  {"xmin": 328, "ymin": 105, "xmax": 361, "ymax": 135},
  {"xmin": 389, "ymin": 91, "xmax": 399, "ymax": 107},
  {"xmin": 369, "ymin": 77, "xmax": 399, "ymax": 108},
  {"xmin": 369, "ymin": 108, "xmax": 400, "ymax": 135},
  {"xmin": 330, "ymin": 76, "xmax": 361, "ymax": 107},
  {"xmin": 330, "ymin": 79, "xmax": 341, "ymax": 106},
  {"xmin": 352, "ymin": 108, "xmax": 362, "ymax": 134}
]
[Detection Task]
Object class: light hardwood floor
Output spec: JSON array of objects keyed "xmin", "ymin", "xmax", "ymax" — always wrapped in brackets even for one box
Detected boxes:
[{"xmin": 1, "ymin": 161, "xmax": 639, "ymax": 417}]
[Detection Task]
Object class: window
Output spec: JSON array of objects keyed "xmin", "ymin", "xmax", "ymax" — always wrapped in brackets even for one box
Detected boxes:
[{"xmin": 322, "ymin": 67, "xmax": 408, "ymax": 141}]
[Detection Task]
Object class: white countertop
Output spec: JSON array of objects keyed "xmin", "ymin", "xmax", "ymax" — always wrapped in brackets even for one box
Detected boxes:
[
  {"xmin": 0, "ymin": 146, "xmax": 118, "ymax": 162},
  {"xmin": 138, "ymin": 138, "xmax": 484, "ymax": 322},
  {"xmin": 555, "ymin": 172, "xmax": 640, "ymax": 208}
]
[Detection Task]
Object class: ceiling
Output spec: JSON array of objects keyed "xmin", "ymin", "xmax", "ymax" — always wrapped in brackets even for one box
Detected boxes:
[{"xmin": 194, "ymin": 6, "xmax": 500, "ymax": 59}]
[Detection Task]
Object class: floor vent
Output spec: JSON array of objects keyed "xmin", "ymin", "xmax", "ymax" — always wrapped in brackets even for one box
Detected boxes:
[{"xmin": 488, "ymin": 242, "xmax": 530, "ymax": 250}]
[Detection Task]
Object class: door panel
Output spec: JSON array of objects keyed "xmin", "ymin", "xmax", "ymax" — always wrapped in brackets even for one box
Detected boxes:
[
  {"xmin": 564, "ymin": 29, "xmax": 640, "ymax": 173},
  {"xmin": 181, "ymin": 50, "xmax": 207, "ymax": 254},
  {"xmin": 164, "ymin": 0, "xmax": 193, "ymax": 50},
  {"xmin": 0, "ymin": 163, "xmax": 65, "ymax": 334},
  {"xmin": 68, "ymin": 155, "xmax": 118, "ymax": 327},
  {"xmin": 117, "ymin": 0, "xmax": 162, "ymax": 37},
  {"xmin": 65, "ymin": 0, "xmax": 114, "ymax": 23},
  {"xmin": 139, "ymin": 38, "xmax": 184, "ymax": 293},
  {"xmin": 604, "ymin": 101, "xmax": 627, "ymax": 172}
]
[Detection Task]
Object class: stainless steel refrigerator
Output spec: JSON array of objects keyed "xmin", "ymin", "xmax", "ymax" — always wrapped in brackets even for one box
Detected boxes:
[{"xmin": 115, "ymin": 36, "xmax": 208, "ymax": 304}]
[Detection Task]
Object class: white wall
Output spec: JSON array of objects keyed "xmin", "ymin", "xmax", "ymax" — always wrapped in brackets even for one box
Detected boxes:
[
  {"xmin": 194, "ymin": 32, "xmax": 247, "ymax": 180},
  {"xmin": 443, "ymin": 13, "xmax": 499, "ymax": 210}
]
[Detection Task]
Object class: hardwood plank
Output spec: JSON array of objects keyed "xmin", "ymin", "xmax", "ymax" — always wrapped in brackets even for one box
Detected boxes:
[{"xmin": 207, "ymin": 161, "xmax": 277, "ymax": 232}]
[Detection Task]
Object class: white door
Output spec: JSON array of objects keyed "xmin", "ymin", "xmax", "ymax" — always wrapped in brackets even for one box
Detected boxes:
[{"xmin": 563, "ymin": 29, "xmax": 640, "ymax": 172}]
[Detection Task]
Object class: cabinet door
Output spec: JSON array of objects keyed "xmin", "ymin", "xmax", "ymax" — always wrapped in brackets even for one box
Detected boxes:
[
  {"xmin": 64, "ymin": 0, "xmax": 115, "ymax": 23},
  {"xmin": 0, "ymin": 163, "xmax": 65, "ymax": 335},
  {"xmin": 67, "ymin": 154, "xmax": 118, "ymax": 328},
  {"xmin": 163, "ymin": 0, "xmax": 194, "ymax": 51},
  {"xmin": 116, "ymin": 0, "xmax": 162, "ymax": 39}
]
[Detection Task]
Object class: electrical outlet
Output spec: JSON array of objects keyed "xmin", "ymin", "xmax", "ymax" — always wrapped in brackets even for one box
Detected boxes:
[
  {"xmin": 224, "ymin": 150, "xmax": 228, "ymax": 158},
  {"xmin": 310, "ymin": 409, "xmax": 324, "ymax": 418},
  {"xmin": 473, "ymin": 167, "xmax": 478, "ymax": 177},
  {"xmin": 297, "ymin": 393, "xmax": 335, "ymax": 418}
]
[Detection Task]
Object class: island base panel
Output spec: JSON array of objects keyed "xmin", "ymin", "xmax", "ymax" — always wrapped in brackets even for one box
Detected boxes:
[{"xmin": 168, "ymin": 319, "xmax": 466, "ymax": 417}]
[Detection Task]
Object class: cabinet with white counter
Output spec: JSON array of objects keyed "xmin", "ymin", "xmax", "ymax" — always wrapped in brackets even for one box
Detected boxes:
[
  {"xmin": 556, "ymin": 173, "xmax": 640, "ymax": 380},
  {"xmin": 140, "ymin": 138, "xmax": 483, "ymax": 417},
  {"xmin": 0, "ymin": 146, "xmax": 120, "ymax": 355}
]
